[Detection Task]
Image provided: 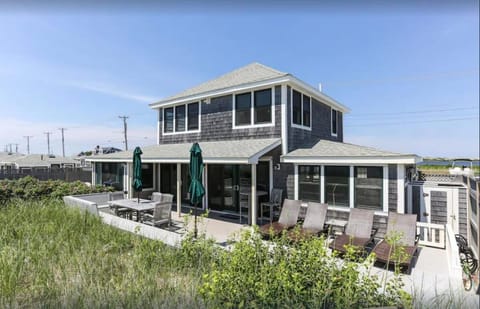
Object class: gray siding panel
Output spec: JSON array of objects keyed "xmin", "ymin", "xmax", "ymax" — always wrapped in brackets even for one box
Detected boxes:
[
  {"xmin": 158, "ymin": 88, "xmax": 282, "ymax": 144},
  {"xmin": 430, "ymin": 191, "xmax": 448, "ymax": 225},
  {"xmin": 458, "ymin": 188, "xmax": 468, "ymax": 238},
  {"xmin": 388, "ymin": 164, "xmax": 397, "ymax": 212},
  {"xmin": 287, "ymin": 86, "xmax": 343, "ymax": 152}
]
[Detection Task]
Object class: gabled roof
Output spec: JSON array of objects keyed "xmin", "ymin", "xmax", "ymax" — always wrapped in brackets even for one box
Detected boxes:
[
  {"xmin": 149, "ymin": 62, "xmax": 349, "ymax": 113},
  {"xmin": 87, "ymin": 138, "xmax": 281, "ymax": 164},
  {"xmin": 161, "ymin": 63, "xmax": 287, "ymax": 102},
  {"xmin": 281, "ymin": 139, "xmax": 421, "ymax": 164}
]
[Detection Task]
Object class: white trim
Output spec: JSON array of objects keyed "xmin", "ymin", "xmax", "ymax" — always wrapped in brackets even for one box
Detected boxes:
[
  {"xmin": 176, "ymin": 163, "xmax": 181, "ymax": 217},
  {"xmin": 157, "ymin": 109, "xmax": 161, "ymax": 144},
  {"xmin": 281, "ymin": 156, "xmax": 421, "ymax": 165},
  {"xmin": 383, "ymin": 165, "xmax": 389, "ymax": 212},
  {"xmin": 161, "ymin": 101, "xmax": 201, "ymax": 136},
  {"xmin": 320, "ymin": 165, "xmax": 325, "ymax": 203},
  {"xmin": 294, "ymin": 164, "xmax": 299, "ymax": 200},
  {"xmin": 349, "ymin": 165, "xmax": 354, "ymax": 208},
  {"xmin": 149, "ymin": 75, "xmax": 350, "ymax": 114},
  {"xmin": 251, "ymin": 163, "xmax": 257, "ymax": 226},
  {"xmin": 397, "ymin": 164, "xmax": 405, "ymax": 213},
  {"xmin": 290, "ymin": 88, "xmax": 312, "ymax": 131},
  {"xmin": 203, "ymin": 164, "xmax": 208, "ymax": 211},
  {"xmin": 281, "ymin": 84, "xmax": 288, "ymax": 155},
  {"xmin": 232, "ymin": 86, "xmax": 275, "ymax": 129},
  {"xmin": 331, "ymin": 108, "xmax": 338, "ymax": 137},
  {"xmin": 248, "ymin": 139, "xmax": 282, "ymax": 164}
]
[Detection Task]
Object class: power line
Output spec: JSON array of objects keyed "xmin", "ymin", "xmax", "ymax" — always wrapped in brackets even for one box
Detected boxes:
[
  {"xmin": 23, "ymin": 136, "xmax": 33, "ymax": 155},
  {"xmin": 118, "ymin": 116, "xmax": 129, "ymax": 150},
  {"xmin": 346, "ymin": 106, "xmax": 479, "ymax": 118},
  {"xmin": 345, "ymin": 116, "xmax": 479, "ymax": 127},
  {"xmin": 58, "ymin": 128, "xmax": 67, "ymax": 157},
  {"xmin": 44, "ymin": 132, "xmax": 52, "ymax": 155}
]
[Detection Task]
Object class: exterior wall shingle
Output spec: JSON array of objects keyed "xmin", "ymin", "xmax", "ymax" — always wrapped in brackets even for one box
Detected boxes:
[
  {"xmin": 158, "ymin": 86, "xmax": 282, "ymax": 144},
  {"xmin": 286, "ymin": 86, "xmax": 343, "ymax": 152}
]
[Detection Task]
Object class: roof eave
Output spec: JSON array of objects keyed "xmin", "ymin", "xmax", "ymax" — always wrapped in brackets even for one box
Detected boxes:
[
  {"xmin": 149, "ymin": 75, "xmax": 350, "ymax": 113},
  {"xmin": 281, "ymin": 155, "xmax": 422, "ymax": 165}
]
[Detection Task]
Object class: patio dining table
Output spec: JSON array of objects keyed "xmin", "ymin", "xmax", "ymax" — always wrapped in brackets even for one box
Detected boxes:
[{"xmin": 108, "ymin": 198, "xmax": 155, "ymax": 222}]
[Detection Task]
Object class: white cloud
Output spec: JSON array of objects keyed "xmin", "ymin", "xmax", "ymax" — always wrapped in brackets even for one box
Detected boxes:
[{"xmin": 64, "ymin": 81, "xmax": 158, "ymax": 103}]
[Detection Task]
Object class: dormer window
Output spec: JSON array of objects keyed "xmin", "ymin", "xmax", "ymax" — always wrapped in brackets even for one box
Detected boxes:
[
  {"xmin": 291, "ymin": 89, "xmax": 311, "ymax": 130},
  {"xmin": 331, "ymin": 108, "xmax": 338, "ymax": 136},
  {"xmin": 163, "ymin": 102, "xmax": 200, "ymax": 134}
]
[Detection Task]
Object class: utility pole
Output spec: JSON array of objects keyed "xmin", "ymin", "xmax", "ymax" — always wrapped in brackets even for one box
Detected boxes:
[
  {"xmin": 23, "ymin": 136, "xmax": 33, "ymax": 155},
  {"xmin": 118, "ymin": 116, "xmax": 129, "ymax": 150},
  {"xmin": 44, "ymin": 132, "xmax": 52, "ymax": 155},
  {"xmin": 58, "ymin": 128, "xmax": 67, "ymax": 157}
]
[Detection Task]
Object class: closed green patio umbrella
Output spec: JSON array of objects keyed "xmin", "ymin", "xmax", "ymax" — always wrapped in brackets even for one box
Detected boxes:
[
  {"xmin": 132, "ymin": 146, "xmax": 143, "ymax": 203},
  {"xmin": 189, "ymin": 142, "xmax": 205, "ymax": 238}
]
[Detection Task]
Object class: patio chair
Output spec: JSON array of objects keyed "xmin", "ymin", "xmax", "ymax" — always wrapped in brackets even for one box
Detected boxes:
[
  {"xmin": 372, "ymin": 212, "xmax": 419, "ymax": 273},
  {"xmin": 143, "ymin": 194, "xmax": 174, "ymax": 227},
  {"xmin": 259, "ymin": 199, "xmax": 302, "ymax": 238},
  {"xmin": 288, "ymin": 202, "xmax": 328, "ymax": 242},
  {"xmin": 260, "ymin": 188, "xmax": 283, "ymax": 224},
  {"xmin": 329, "ymin": 208, "xmax": 376, "ymax": 255},
  {"xmin": 108, "ymin": 191, "xmax": 131, "ymax": 218}
]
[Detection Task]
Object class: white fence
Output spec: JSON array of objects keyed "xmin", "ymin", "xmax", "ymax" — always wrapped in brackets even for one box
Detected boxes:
[{"xmin": 416, "ymin": 222, "xmax": 446, "ymax": 249}]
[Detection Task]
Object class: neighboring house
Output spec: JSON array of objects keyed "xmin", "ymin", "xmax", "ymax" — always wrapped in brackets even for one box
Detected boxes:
[
  {"xmin": 0, "ymin": 153, "xmax": 80, "ymax": 172},
  {"xmin": 88, "ymin": 63, "xmax": 422, "ymax": 234}
]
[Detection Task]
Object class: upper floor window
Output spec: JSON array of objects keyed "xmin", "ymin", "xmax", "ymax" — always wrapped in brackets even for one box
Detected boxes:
[
  {"xmin": 234, "ymin": 88, "xmax": 273, "ymax": 128},
  {"xmin": 163, "ymin": 102, "xmax": 200, "ymax": 134},
  {"xmin": 291, "ymin": 89, "xmax": 311, "ymax": 129},
  {"xmin": 331, "ymin": 109, "xmax": 338, "ymax": 136}
]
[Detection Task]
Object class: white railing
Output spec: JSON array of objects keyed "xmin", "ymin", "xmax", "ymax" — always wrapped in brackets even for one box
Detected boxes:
[
  {"xmin": 416, "ymin": 222, "xmax": 446, "ymax": 249},
  {"xmin": 445, "ymin": 224, "xmax": 462, "ymax": 279}
]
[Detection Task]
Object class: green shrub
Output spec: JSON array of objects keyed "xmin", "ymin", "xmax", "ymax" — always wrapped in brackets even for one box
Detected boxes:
[
  {"xmin": 0, "ymin": 176, "xmax": 111, "ymax": 203},
  {"xmin": 199, "ymin": 228, "xmax": 411, "ymax": 308}
]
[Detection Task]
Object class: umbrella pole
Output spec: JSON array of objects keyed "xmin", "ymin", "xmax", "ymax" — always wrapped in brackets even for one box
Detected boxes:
[{"xmin": 194, "ymin": 202, "xmax": 198, "ymax": 239}]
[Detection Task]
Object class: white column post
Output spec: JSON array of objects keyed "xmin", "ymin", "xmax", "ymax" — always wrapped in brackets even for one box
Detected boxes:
[
  {"xmin": 251, "ymin": 163, "xmax": 257, "ymax": 226},
  {"xmin": 128, "ymin": 163, "xmax": 133, "ymax": 198},
  {"xmin": 294, "ymin": 164, "xmax": 299, "ymax": 200},
  {"xmin": 397, "ymin": 164, "xmax": 405, "ymax": 213},
  {"xmin": 349, "ymin": 165, "xmax": 354, "ymax": 208},
  {"xmin": 383, "ymin": 165, "xmax": 389, "ymax": 212},
  {"xmin": 176, "ymin": 163, "xmax": 181, "ymax": 216},
  {"xmin": 320, "ymin": 165, "xmax": 325, "ymax": 204},
  {"xmin": 91, "ymin": 162, "xmax": 96, "ymax": 186},
  {"xmin": 281, "ymin": 84, "xmax": 288, "ymax": 155}
]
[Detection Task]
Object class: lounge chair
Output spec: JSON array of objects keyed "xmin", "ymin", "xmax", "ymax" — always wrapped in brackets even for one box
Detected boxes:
[
  {"xmin": 259, "ymin": 199, "xmax": 301, "ymax": 238},
  {"xmin": 372, "ymin": 212, "xmax": 418, "ymax": 273},
  {"xmin": 329, "ymin": 208, "xmax": 376, "ymax": 255},
  {"xmin": 143, "ymin": 194, "xmax": 174, "ymax": 227},
  {"xmin": 288, "ymin": 202, "xmax": 328, "ymax": 242}
]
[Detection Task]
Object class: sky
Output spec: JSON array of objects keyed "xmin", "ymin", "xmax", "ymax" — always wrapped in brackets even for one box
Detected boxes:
[{"xmin": 0, "ymin": 1, "xmax": 478, "ymax": 158}]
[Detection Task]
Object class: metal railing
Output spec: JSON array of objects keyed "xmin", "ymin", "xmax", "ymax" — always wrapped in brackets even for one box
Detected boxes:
[{"xmin": 416, "ymin": 222, "xmax": 446, "ymax": 249}]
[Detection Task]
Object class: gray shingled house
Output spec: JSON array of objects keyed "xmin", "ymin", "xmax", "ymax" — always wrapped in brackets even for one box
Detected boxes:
[{"xmin": 88, "ymin": 63, "xmax": 422, "ymax": 233}]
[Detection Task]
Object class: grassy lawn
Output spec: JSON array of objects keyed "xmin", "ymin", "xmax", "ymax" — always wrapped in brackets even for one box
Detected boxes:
[{"xmin": 418, "ymin": 165, "xmax": 480, "ymax": 175}]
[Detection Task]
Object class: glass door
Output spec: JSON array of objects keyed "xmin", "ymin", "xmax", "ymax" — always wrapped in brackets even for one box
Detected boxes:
[{"xmin": 208, "ymin": 165, "xmax": 238, "ymax": 213}]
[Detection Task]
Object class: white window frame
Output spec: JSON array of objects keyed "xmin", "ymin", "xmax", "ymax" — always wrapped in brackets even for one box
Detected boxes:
[
  {"xmin": 294, "ymin": 163, "xmax": 389, "ymax": 215},
  {"xmin": 331, "ymin": 108, "xmax": 338, "ymax": 137},
  {"xmin": 290, "ymin": 88, "xmax": 312, "ymax": 131},
  {"xmin": 232, "ymin": 86, "xmax": 275, "ymax": 129},
  {"xmin": 162, "ymin": 101, "xmax": 201, "ymax": 135}
]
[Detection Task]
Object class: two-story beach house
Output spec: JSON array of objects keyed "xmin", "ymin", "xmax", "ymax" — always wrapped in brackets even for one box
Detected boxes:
[{"xmin": 89, "ymin": 63, "xmax": 422, "ymax": 235}]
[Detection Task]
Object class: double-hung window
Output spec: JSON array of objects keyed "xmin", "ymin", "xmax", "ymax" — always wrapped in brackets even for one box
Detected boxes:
[
  {"xmin": 163, "ymin": 102, "xmax": 200, "ymax": 134},
  {"xmin": 291, "ymin": 89, "xmax": 311, "ymax": 129},
  {"xmin": 234, "ymin": 88, "xmax": 273, "ymax": 127}
]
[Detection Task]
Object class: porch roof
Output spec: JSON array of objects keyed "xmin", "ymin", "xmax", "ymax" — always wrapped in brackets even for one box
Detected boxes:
[
  {"xmin": 281, "ymin": 139, "xmax": 422, "ymax": 164},
  {"xmin": 87, "ymin": 138, "xmax": 281, "ymax": 164}
]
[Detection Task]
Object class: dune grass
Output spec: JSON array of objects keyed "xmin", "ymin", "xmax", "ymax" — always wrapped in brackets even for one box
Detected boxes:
[{"xmin": 0, "ymin": 199, "xmax": 206, "ymax": 308}]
